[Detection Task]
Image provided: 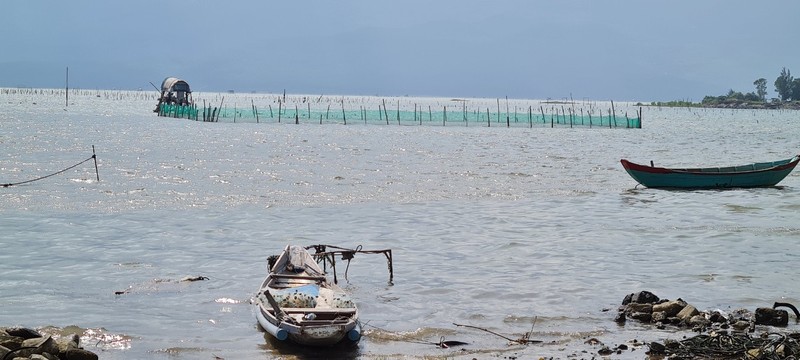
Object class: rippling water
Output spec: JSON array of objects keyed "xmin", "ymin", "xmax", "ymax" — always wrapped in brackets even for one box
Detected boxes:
[{"xmin": 1, "ymin": 90, "xmax": 799, "ymax": 359}]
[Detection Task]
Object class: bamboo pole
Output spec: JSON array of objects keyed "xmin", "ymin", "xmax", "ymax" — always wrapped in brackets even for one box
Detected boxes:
[
  {"xmin": 341, "ymin": 99, "xmax": 346, "ymax": 125},
  {"xmin": 496, "ymin": 98, "xmax": 500, "ymax": 123},
  {"xmin": 540, "ymin": 106, "xmax": 545, "ymax": 125},
  {"xmin": 382, "ymin": 99, "xmax": 389, "ymax": 124},
  {"xmin": 528, "ymin": 106, "xmax": 532, "ymax": 128},
  {"xmin": 611, "ymin": 100, "xmax": 616, "ymax": 128},
  {"xmin": 505, "ymin": 96, "xmax": 510, "ymax": 126},
  {"xmin": 92, "ymin": 145, "xmax": 99, "ymax": 181}
]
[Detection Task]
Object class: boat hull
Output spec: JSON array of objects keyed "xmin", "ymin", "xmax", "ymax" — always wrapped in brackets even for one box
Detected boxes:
[
  {"xmin": 620, "ymin": 155, "xmax": 799, "ymax": 189},
  {"xmin": 256, "ymin": 305, "xmax": 360, "ymax": 346},
  {"xmin": 255, "ymin": 245, "xmax": 361, "ymax": 346}
]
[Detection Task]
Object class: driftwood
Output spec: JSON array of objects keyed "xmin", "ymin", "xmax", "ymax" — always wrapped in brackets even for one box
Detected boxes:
[{"xmin": 453, "ymin": 319, "xmax": 542, "ymax": 345}]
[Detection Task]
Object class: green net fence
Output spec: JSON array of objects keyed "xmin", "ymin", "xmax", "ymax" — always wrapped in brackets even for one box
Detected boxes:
[{"xmin": 158, "ymin": 103, "xmax": 642, "ymax": 129}]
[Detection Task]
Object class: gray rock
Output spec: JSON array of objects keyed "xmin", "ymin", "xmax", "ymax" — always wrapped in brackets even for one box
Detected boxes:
[
  {"xmin": 689, "ymin": 315, "xmax": 710, "ymax": 328},
  {"xmin": 652, "ymin": 300, "xmax": 686, "ymax": 317},
  {"xmin": 0, "ymin": 335, "xmax": 23, "ymax": 351},
  {"xmin": 23, "ymin": 335, "xmax": 59, "ymax": 357},
  {"xmin": 629, "ymin": 312, "xmax": 652, "ymax": 322},
  {"xmin": 63, "ymin": 348, "xmax": 99, "ymax": 360},
  {"xmin": 623, "ymin": 291, "xmax": 660, "ymax": 305},
  {"xmin": 31, "ymin": 353, "xmax": 58, "ymax": 360},
  {"xmin": 651, "ymin": 311, "xmax": 667, "ymax": 323},
  {"xmin": 0, "ymin": 345, "xmax": 9, "ymax": 360},
  {"xmin": 647, "ymin": 341, "xmax": 666, "ymax": 355},
  {"xmin": 626, "ymin": 303, "xmax": 653, "ymax": 314},
  {"xmin": 57, "ymin": 334, "xmax": 81, "ymax": 355},
  {"xmin": 677, "ymin": 304, "xmax": 699, "ymax": 321},
  {"xmin": 4, "ymin": 327, "xmax": 42, "ymax": 339}
]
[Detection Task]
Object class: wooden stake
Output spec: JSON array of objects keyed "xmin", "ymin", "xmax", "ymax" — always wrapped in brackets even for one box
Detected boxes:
[{"xmin": 92, "ymin": 145, "xmax": 99, "ymax": 181}]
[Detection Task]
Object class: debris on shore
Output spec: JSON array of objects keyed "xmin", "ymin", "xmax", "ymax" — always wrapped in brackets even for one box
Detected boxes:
[
  {"xmin": 616, "ymin": 291, "xmax": 800, "ymax": 359},
  {"xmin": 0, "ymin": 326, "xmax": 98, "ymax": 360}
]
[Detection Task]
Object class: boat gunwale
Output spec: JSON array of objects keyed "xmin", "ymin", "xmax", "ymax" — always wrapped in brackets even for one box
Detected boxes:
[{"xmin": 620, "ymin": 155, "xmax": 800, "ymax": 176}]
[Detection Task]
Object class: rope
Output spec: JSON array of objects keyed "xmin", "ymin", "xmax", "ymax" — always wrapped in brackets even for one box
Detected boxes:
[{"xmin": 2, "ymin": 155, "xmax": 96, "ymax": 187}]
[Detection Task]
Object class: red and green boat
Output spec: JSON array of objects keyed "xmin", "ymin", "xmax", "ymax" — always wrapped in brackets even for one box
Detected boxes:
[{"xmin": 620, "ymin": 155, "xmax": 800, "ymax": 189}]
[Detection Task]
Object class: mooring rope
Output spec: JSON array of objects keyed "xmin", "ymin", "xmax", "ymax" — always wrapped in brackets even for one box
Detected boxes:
[{"xmin": 2, "ymin": 154, "xmax": 97, "ymax": 188}]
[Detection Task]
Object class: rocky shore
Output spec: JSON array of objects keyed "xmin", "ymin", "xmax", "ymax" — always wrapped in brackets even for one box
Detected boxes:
[
  {"xmin": 612, "ymin": 291, "xmax": 800, "ymax": 358},
  {"xmin": 0, "ymin": 327, "xmax": 98, "ymax": 360}
]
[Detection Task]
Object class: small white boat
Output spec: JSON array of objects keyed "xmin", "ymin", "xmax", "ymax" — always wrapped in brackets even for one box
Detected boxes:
[{"xmin": 255, "ymin": 245, "xmax": 361, "ymax": 346}]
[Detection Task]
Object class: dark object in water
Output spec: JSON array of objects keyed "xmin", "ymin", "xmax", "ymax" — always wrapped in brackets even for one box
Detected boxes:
[{"xmin": 774, "ymin": 302, "xmax": 800, "ymax": 320}]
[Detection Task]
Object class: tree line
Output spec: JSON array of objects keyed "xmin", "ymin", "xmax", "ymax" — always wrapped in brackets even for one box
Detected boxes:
[{"xmin": 701, "ymin": 67, "xmax": 800, "ymax": 106}]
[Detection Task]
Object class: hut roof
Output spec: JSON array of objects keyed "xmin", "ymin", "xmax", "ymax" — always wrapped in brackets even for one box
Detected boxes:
[{"xmin": 161, "ymin": 77, "xmax": 191, "ymax": 93}]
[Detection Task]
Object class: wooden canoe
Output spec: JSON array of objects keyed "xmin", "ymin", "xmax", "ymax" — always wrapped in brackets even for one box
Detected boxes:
[
  {"xmin": 255, "ymin": 245, "xmax": 361, "ymax": 346},
  {"xmin": 620, "ymin": 155, "xmax": 800, "ymax": 189}
]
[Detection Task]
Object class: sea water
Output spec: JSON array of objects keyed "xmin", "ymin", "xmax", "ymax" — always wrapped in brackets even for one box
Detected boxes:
[{"xmin": 1, "ymin": 89, "xmax": 799, "ymax": 359}]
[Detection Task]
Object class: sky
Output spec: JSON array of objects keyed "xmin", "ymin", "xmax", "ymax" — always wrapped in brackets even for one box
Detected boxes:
[{"xmin": 2, "ymin": 1, "xmax": 799, "ymax": 102}]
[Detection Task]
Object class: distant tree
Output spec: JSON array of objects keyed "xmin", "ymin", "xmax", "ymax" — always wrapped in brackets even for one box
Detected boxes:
[
  {"xmin": 774, "ymin": 67, "xmax": 793, "ymax": 101},
  {"xmin": 791, "ymin": 78, "xmax": 800, "ymax": 101},
  {"xmin": 726, "ymin": 89, "xmax": 745, "ymax": 101},
  {"xmin": 754, "ymin": 78, "xmax": 767, "ymax": 101},
  {"xmin": 744, "ymin": 92, "xmax": 760, "ymax": 102}
]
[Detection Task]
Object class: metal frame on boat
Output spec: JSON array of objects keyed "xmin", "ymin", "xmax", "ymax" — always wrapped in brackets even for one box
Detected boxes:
[{"xmin": 620, "ymin": 155, "xmax": 800, "ymax": 189}]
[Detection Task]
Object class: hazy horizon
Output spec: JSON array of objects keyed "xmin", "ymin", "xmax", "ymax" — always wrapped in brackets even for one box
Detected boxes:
[{"xmin": 3, "ymin": 1, "xmax": 799, "ymax": 102}]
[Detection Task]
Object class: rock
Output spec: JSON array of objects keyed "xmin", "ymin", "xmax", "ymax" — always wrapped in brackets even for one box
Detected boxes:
[
  {"xmin": 651, "ymin": 311, "xmax": 667, "ymax": 323},
  {"xmin": 623, "ymin": 291, "xmax": 660, "ymax": 305},
  {"xmin": 755, "ymin": 307, "xmax": 789, "ymax": 326},
  {"xmin": 4, "ymin": 327, "xmax": 42, "ymax": 339},
  {"xmin": 689, "ymin": 315, "xmax": 710, "ymax": 328},
  {"xmin": 63, "ymin": 348, "xmax": 99, "ymax": 360},
  {"xmin": 629, "ymin": 312, "xmax": 652, "ymax": 322},
  {"xmin": 30, "ymin": 354, "xmax": 58, "ymax": 360},
  {"xmin": 730, "ymin": 308, "xmax": 753, "ymax": 322},
  {"xmin": 0, "ymin": 345, "xmax": 9, "ymax": 360},
  {"xmin": 647, "ymin": 341, "xmax": 666, "ymax": 355},
  {"xmin": 57, "ymin": 334, "xmax": 82, "ymax": 357},
  {"xmin": 614, "ymin": 311, "xmax": 626, "ymax": 324},
  {"xmin": 652, "ymin": 300, "xmax": 686, "ymax": 317},
  {"xmin": 625, "ymin": 303, "xmax": 653, "ymax": 314},
  {"xmin": 0, "ymin": 335, "xmax": 23, "ymax": 351},
  {"xmin": 677, "ymin": 305, "xmax": 699, "ymax": 322},
  {"xmin": 708, "ymin": 310, "xmax": 727, "ymax": 323},
  {"xmin": 22, "ymin": 334, "xmax": 59, "ymax": 358},
  {"xmin": 598, "ymin": 346, "xmax": 614, "ymax": 355},
  {"xmin": 732, "ymin": 320, "xmax": 751, "ymax": 331}
]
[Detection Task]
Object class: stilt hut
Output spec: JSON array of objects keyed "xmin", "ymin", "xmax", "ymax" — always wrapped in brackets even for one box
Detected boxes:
[{"xmin": 154, "ymin": 77, "xmax": 193, "ymax": 112}]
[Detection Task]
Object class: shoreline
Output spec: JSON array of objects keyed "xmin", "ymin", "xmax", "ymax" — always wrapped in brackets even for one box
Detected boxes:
[{"xmin": 643, "ymin": 100, "xmax": 800, "ymax": 110}]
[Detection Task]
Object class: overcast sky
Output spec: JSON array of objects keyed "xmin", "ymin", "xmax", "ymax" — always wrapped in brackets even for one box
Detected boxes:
[{"xmin": 2, "ymin": 1, "xmax": 798, "ymax": 101}]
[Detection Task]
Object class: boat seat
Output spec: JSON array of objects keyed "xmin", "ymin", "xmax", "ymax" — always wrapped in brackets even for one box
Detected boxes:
[
  {"xmin": 280, "ymin": 307, "xmax": 357, "ymax": 314},
  {"xmin": 271, "ymin": 274, "xmax": 327, "ymax": 281}
]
